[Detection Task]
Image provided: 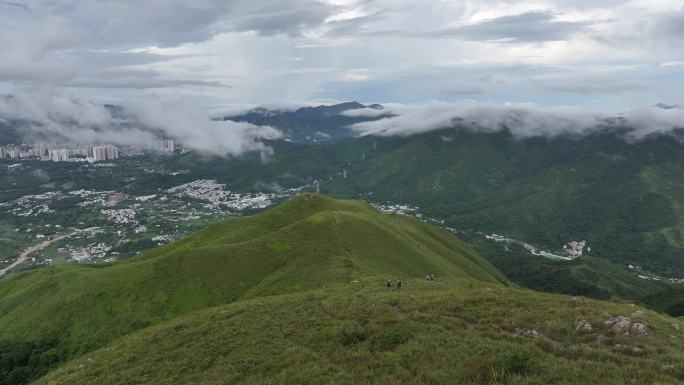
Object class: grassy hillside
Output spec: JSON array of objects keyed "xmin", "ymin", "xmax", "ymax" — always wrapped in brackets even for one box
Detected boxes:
[
  {"xmin": 0, "ymin": 194, "xmax": 505, "ymax": 384},
  {"xmin": 36, "ymin": 277, "xmax": 684, "ymax": 385}
]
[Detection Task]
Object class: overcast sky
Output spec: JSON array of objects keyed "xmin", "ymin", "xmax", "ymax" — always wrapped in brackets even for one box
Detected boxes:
[{"xmin": 2, "ymin": 0, "xmax": 683, "ymax": 110}]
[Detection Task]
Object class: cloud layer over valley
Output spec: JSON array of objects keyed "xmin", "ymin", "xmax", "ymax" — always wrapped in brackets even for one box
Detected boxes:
[
  {"xmin": 347, "ymin": 102, "xmax": 684, "ymax": 140},
  {"xmin": 0, "ymin": 90, "xmax": 281, "ymax": 156}
]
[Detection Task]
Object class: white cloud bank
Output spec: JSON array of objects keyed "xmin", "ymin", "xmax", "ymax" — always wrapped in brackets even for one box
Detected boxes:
[
  {"xmin": 348, "ymin": 101, "xmax": 684, "ymax": 139},
  {"xmin": 0, "ymin": 90, "xmax": 281, "ymax": 156}
]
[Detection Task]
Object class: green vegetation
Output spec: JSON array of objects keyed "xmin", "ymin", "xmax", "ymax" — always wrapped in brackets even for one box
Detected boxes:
[
  {"xmin": 36, "ymin": 278, "xmax": 684, "ymax": 385},
  {"xmin": 0, "ymin": 194, "xmax": 505, "ymax": 384},
  {"xmin": 6, "ymin": 127, "xmax": 684, "ymax": 279},
  {"xmin": 319, "ymin": 129, "xmax": 684, "ymax": 276},
  {"xmin": 146, "ymin": 127, "xmax": 684, "ymax": 277},
  {"xmin": 463, "ymin": 234, "xmax": 666, "ymax": 300},
  {"xmin": 0, "ymin": 195, "xmax": 683, "ymax": 384},
  {"xmin": 0, "ymin": 339, "xmax": 64, "ymax": 385},
  {"xmin": 642, "ymin": 283, "xmax": 684, "ymax": 317}
]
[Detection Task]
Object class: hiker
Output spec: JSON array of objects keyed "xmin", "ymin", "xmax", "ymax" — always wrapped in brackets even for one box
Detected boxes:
[
  {"xmin": 386, "ymin": 277, "xmax": 392, "ymax": 288},
  {"xmin": 397, "ymin": 278, "xmax": 402, "ymax": 289}
]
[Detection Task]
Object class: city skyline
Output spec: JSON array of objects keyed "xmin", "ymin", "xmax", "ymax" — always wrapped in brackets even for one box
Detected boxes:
[{"xmin": 0, "ymin": 139, "xmax": 176, "ymax": 162}]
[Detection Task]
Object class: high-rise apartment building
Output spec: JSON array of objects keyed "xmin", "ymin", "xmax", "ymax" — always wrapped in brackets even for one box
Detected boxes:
[
  {"xmin": 93, "ymin": 146, "xmax": 107, "ymax": 161},
  {"xmin": 105, "ymin": 145, "xmax": 119, "ymax": 160}
]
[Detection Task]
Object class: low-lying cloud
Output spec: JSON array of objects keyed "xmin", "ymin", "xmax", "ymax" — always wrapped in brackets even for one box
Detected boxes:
[
  {"xmin": 348, "ymin": 101, "xmax": 684, "ymax": 140},
  {"xmin": 0, "ymin": 89, "xmax": 282, "ymax": 156}
]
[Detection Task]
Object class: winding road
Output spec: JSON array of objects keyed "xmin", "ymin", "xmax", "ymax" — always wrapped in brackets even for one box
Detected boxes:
[{"xmin": 0, "ymin": 228, "xmax": 94, "ymax": 277}]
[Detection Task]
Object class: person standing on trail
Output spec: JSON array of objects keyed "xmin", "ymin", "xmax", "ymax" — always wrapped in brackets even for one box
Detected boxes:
[{"xmin": 386, "ymin": 277, "xmax": 392, "ymax": 288}]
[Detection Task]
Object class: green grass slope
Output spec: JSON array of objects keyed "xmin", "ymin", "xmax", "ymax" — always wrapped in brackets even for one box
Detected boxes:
[
  {"xmin": 0, "ymin": 194, "xmax": 506, "ymax": 384},
  {"xmin": 36, "ymin": 277, "xmax": 684, "ymax": 385}
]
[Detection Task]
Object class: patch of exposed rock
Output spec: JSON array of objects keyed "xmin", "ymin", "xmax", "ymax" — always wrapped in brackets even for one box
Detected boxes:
[
  {"xmin": 575, "ymin": 316, "xmax": 592, "ymax": 331},
  {"xmin": 604, "ymin": 315, "xmax": 648, "ymax": 336},
  {"xmin": 513, "ymin": 328, "xmax": 540, "ymax": 338}
]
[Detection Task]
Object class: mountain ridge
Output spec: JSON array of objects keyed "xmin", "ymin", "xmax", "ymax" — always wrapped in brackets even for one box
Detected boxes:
[
  {"xmin": 0, "ymin": 194, "xmax": 505, "ymax": 384},
  {"xmin": 33, "ymin": 276, "xmax": 684, "ymax": 385}
]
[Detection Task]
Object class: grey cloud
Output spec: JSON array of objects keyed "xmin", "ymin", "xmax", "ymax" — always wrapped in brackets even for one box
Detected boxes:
[
  {"xmin": 0, "ymin": 63, "xmax": 231, "ymax": 90},
  {"xmin": 65, "ymin": 68, "xmax": 232, "ymax": 89},
  {"xmin": 323, "ymin": 11, "xmax": 392, "ymax": 37},
  {"xmin": 325, "ymin": 15, "xmax": 376, "ymax": 36},
  {"xmin": 437, "ymin": 84, "xmax": 488, "ymax": 95},
  {"xmin": 66, "ymin": 79, "xmax": 230, "ymax": 89},
  {"xmin": 64, "ymin": 51, "xmax": 186, "ymax": 70},
  {"xmin": 435, "ymin": 76, "xmax": 504, "ymax": 95},
  {"xmin": 653, "ymin": 9, "xmax": 684, "ymax": 45},
  {"xmin": 590, "ymin": 8, "xmax": 684, "ymax": 49},
  {"xmin": 17, "ymin": 0, "xmax": 335, "ymax": 48},
  {"xmin": 553, "ymin": 0, "xmax": 627, "ymax": 8},
  {"xmin": 544, "ymin": 80, "xmax": 644, "ymax": 95},
  {"xmin": 0, "ymin": 0, "xmax": 336, "ymax": 89},
  {"xmin": 430, "ymin": 11, "xmax": 591, "ymax": 42},
  {"xmin": 231, "ymin": 2, "xmax": 334, "ymax": 37}
]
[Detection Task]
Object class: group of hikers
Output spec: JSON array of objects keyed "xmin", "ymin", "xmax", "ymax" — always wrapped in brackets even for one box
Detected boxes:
[
  {"xmin": 385, "ymin": 273, "xmax": 436, "ymax": 289},
  {"xmin": 386, "ymin": 277, "xmax": 402, "ymax": 289}
]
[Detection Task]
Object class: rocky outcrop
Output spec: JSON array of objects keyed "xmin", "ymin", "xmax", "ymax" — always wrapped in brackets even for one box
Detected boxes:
[
  {"xmin": 604, "ymin": 315, "xmax": 648, "ymax": 336},
  {"xmin": 630, "ymin": 323, "xmax": 648, "ymax": 336},
  {"xmin": 575, "ymin": 316, "xmax": 593, "ymax": 331}
]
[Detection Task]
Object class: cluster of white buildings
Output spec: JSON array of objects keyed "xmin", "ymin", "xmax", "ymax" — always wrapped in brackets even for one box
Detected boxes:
[
  {"xmin": 166, "ymin": 179, "xmax": 283, "ymax": 211},
  {"xmin": 70, "ymin": 243, "xmax": 112, "ymax": 262},
  {"xmin": 5, "ymin": 191, "xmax": 62, "ymax": 217},
  {"xmin": 73, "ymin": 190, "xmax": 116, "ymax": 207},
  {"xmin": 628, "ymin": 264, "xmax": 684, "ymax": 284},
  {"xmin": 167, "ymin": 180, "xmax": 232, "ymax": 206},
  {"xmin": 0, "ymin": 144, "xmax": 120, "ymax": 162},
  {"xmin": 101, "ymin": 208, "xmax": 136, "ymax": 224},
  {"xmin": 485, "ymin": 233, "xmax": 589, "ymax": 261},
  {"xmin": 373, "ymin": 203, "xmax": 421, "ymax": 216},
  {"xmin": 563, "ymin": 240, "xmax": 589, "ymax": 258}
]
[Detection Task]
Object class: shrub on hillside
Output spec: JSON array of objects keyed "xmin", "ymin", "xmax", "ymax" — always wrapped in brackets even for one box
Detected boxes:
[
  {"xmin": 338, "ymin": 323, "xmax": 367, "ymax": 346},
  {"xmin": 371, "ymin": 331, "xmax": 409, "ymax": 352}
]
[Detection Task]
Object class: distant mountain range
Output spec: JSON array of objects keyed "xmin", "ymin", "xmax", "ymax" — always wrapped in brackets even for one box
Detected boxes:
[
  {"xmin": 223, "ymin": 101, "xmax": 389, "ymax": 143},
  {"xmin": 0, "ymin": 101, "xmax": 387, "ymax": 145}
]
